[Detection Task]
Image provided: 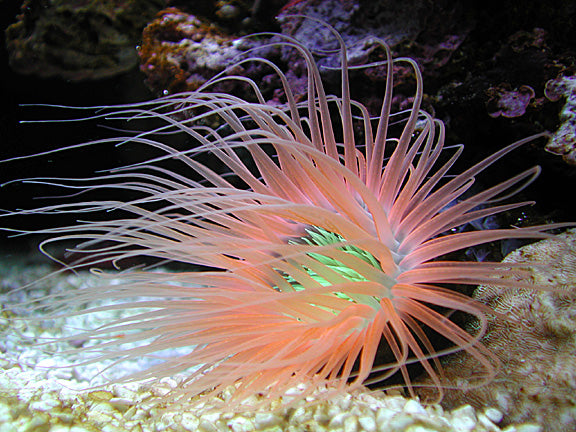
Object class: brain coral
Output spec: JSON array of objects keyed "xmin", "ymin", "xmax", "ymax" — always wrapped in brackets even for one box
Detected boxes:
[{"xmin": 420, "ymin": 229, "xmax": 576, "ymax": 431}]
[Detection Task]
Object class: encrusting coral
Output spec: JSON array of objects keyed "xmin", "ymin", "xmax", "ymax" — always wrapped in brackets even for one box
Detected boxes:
[
  {"xmin": 0, "ymin": 19, "xmax": 572, "ymax": 413},
  {"xmin": 419, "ymin": 229, "xmax": 576, "ymax": 431}
]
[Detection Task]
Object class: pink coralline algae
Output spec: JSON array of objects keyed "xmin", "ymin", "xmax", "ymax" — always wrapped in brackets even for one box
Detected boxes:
[
  {"xmin": 544, "ymin": 75, "xmax": 576, "ymax": 165},
  {"xmin": 138, "ymin": 8, "xmax": 248, "ymax": 94},
  {"xmin": 486, "ymin": 85, "xmax": 536, "ymax": 118}
]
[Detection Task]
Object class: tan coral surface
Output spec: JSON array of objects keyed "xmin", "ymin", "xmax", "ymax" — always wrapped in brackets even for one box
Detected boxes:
[{"xmin": 426, "ymin": 229, "xmax": 576, "ymax": 431}]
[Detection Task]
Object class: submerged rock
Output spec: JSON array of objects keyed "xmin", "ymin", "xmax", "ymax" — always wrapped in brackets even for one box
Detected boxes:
[
  {"xmin": 5, "ymin": 0, "xmax": 165, "ymax": 81},
  {"xmin": 138, "ymin": 8, "xmax": 248, "ymax": 94},
  {"xmin": 545, "ymin": 75, "xmax": 576, "ymax": 165}
]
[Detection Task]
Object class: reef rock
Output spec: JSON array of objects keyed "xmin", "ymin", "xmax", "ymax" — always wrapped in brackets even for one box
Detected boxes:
[
  {"xmin": 5, "ymin": 0, "xmax": 165, "ymax": 81},
  {"xmin": 138, "ymin": 8, "xmax": 248, "ymax": 94},
  {"xmin": 545, "ymin": 75, "xmax": 576, "ymax": 165},
  {"xmin": 421, "ymin": 229, "xmax": 576, "ymax": 431}
]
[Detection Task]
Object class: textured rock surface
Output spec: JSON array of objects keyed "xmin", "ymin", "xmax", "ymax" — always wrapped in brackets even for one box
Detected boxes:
[
  {"xmin": 138, "ymin": 8, "xmax": 248, "ymax": 94},
  {"xmin": 5, "ymin": 0, "xmax": 165, "ymax": 80},
  {"xmin": 420, "ymin": 229, "xmax": 576, "ymax": 431}
]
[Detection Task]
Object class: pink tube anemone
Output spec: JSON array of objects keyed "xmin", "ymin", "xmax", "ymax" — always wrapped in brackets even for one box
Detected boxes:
[{"xmin": 2, "ymin": 24, "xmax": 570, "ymax": 411}]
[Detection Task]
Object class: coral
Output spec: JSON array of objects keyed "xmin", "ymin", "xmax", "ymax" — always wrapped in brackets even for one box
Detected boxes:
[
  {"xmin": 418, "ymin": 229, "xmax": 576, "ymax": 431},
  {"xmin": 486, "ymin": 84, "xmax": 535, "ymax": 118},
  {"xmin": 544, "ymin": 74, "xmax": 576, "ymax": 165},
  {"xmin": 5, "ymin": 0, "xmax": 166, "ymax": 81}
]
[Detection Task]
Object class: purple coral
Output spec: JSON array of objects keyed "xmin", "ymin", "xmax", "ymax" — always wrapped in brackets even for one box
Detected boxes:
[{"xmin": 486, "ymin": 85, "xmax": 535, "ymax": 118}]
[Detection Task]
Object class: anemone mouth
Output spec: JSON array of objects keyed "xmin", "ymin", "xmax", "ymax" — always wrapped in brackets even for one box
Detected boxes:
[{"xmin": 278, "ymin": 226, "xmax": 389, "ymax": 313}]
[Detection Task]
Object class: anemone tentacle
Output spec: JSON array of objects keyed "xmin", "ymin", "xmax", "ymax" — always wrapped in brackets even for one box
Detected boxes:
[{"xmin": 1, "ymin": 22, "xmax": 571, "ymax": 411}]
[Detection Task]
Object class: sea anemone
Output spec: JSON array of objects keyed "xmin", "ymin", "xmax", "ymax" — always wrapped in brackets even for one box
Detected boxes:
[{"xmin": 1, "ymin": 24, "xmax": 569, "ymax": 411}]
